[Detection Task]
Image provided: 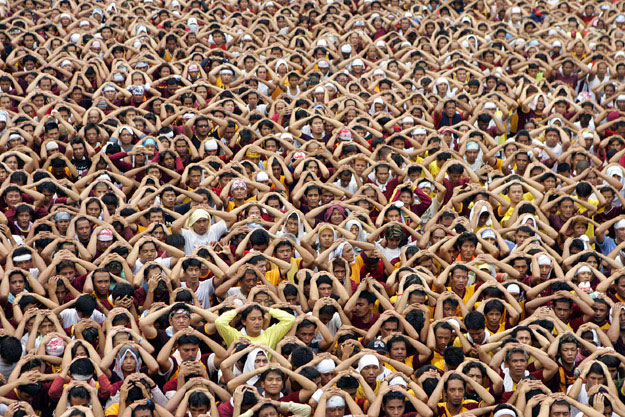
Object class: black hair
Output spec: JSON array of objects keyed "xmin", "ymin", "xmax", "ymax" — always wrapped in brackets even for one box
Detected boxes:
[{"xmin": 290, "ymin": 345, "xmax": 314, "ymax": 368}]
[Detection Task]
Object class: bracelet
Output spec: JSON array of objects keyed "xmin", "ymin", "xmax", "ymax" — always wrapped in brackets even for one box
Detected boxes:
[{"xmin": 138, "ymin": 337, "xmax": 145, "ymax": 344}]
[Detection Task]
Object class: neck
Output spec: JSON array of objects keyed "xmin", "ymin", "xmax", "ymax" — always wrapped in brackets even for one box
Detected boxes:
[
  {"xmin": 446, "ymin": 402, "xmax": 462, "ymax": 415},
  {"xmin": 360, "ymin": 311, "xmax": 373, "ymax": 323}
]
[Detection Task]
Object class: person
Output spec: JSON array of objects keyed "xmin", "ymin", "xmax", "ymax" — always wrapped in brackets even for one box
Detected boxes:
[{"xmin": 0, "ymin": 2, "xmax": 623, "ymax": 417}]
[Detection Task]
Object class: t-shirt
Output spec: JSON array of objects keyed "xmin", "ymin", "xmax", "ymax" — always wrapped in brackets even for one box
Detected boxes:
[
  {"xmin": 182, "ymin": 220, "xmax": 228, "ymax": 255},
  {"xmin": 181, "ymin": 278, "xmax": 215, "ymax": 308},
  {"xmin": 436, "ymin": 399, "xmax": 479, "ymax": 417},
  {"xmin": 351, "ymin": 313, "xmax": 379, "ymax": 331},
  {"xmin": 59, "ymin": 308, "xmax": 106, "ymax": 329}
]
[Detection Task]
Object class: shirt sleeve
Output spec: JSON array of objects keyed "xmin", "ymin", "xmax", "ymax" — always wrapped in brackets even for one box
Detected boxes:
[
  {"xmin": 214, "ymin": 308, "xmax": 241, "ymax": 347},
  {"xmin": 264, "ymin": 308, "xmax": 296, "ymax": 349}
]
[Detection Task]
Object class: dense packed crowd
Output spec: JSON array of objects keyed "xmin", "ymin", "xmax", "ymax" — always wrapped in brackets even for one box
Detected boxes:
[{"xmin": 1, "ymin": 0, "xmax": 625, "ymax": 417}]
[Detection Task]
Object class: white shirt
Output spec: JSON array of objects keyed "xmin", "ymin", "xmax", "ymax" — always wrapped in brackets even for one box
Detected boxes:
[
  {"xmin": 181, "ymin": 278, "xmax": 215, "ymax": 308},
  {"xmin": 182, "ymin": 220, "xmax": 228, "ymax": 255},
  {"xmin": 133, "ymin": 257, "xmax": 171, "ymax": 274},
  {"xmin": 59, "ymin": 309, "xmax": 106, "ymax": 328}
]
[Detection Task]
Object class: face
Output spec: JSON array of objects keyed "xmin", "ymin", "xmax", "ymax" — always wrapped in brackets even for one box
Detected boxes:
[
  {"xmin": 486, "ymin": 310, "xmax": 502, "ymax": 330},
  {"xmin": 326, "ymin": 406, "xmax": 345, "ymax": 417},
  {"xmin": 261, "ymin": 371, "xmax": 283, "ymax": 395},
  {"xmin": 296, "ymin": 325, "xmax": 316, "ymax": 345},
  {"xmin": 244, "ymin": 309, "xmax": 264, "ymax": 335},
  {"xmin": 354, "ymin": 298, "xmax": 371, "ymax": 318},
  {"xmin": 449, "ymin": 269, "xmax": 468, "ymax": 292},
  {"xmin": 507, "ymin": 352, "xmax": 528, "ymax": 377},
  {"xmin": 192, "ymin": 218, "xmax": 209, "ymax": 235},
  {"xmin": 93, "ymin": 273, "xmax": 110, "ymax": 295},
  {"xmin": 376, "ymin": 167, "xmax": 390, "ymax": 183},
  {"xmin": 445, "ymin": 380, "xmax": 465, "ymax": 407},
  {"xmin": 9, "ymin": 274, "xmax": 25, "ymax": 295},
  {"xmin": 170, "ymin": 313, "xmax": 191, "ymax": 332},
  {"xmin": 360, "ymin": 364, "xmax": 378, "ymax": 384},
  {"xmin": 319, "ymin": 229, "xmax": 334, "ymax": 249},
  {"xmin": 122, "ymin": 351, "xmax": 137, "ymax": 372},
  {"xmin": 550, "ymin": 404, "xmax": 570, "ymax": 417},
  {"xmin": 382, "ymin": 399, "xmax": 405, "ymax": 417},
  {"xmin": 139, "ymin": 242, "xmax": 157, "ymax": 263},
  {"xmin": 435, "ymin": 328, "xmax": 452, "ymax": 352},
  {"xmin": 554, "ymin": 301, "xmax": 571, "ymax": 322}
]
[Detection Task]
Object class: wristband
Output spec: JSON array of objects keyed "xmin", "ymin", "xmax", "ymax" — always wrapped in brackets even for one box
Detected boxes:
[{"xmin": 138, "ymin": 337, "xmax": 145, "ymax": 344}]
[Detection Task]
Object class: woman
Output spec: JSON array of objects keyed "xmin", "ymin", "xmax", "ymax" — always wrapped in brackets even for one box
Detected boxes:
[{"xmin": 101, "ymin": 344, "xmax": 159, "ymax": 395}]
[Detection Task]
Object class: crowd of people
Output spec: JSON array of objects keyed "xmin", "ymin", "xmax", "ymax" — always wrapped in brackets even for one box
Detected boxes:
[{"xmin": 2, "ymin": 0, "xmax": 625, "ymax": 417}]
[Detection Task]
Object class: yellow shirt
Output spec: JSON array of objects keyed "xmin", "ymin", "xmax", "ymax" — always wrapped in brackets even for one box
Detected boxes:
[
  {"xmin": 356, "ymin": 379, "xmax": 381, "ymax": 399},
  {"xmin": 500, "ymin": 192, "xmax": 535, "ymax": 223},
  {"xmin": 432, "ymin": 351, "xmax": 445, "ymax": 371},
  {"xmin": 447, "ymin": 285, "xmax": 476, "ymax": 305}
]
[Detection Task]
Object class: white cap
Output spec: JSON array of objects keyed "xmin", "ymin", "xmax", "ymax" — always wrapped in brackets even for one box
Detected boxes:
[
  {"xmin": 70, "ymin": 33, "xmax": 81, "ymax": 43},
  {"xmin": 617, "ymin": 95, "xmax": 625, "ymax": 102},
  {"xmin": 204, "ymin": 139, "xmax": 218, "ymax": 151},
  {"xmin": 61, "ymin": 59, "xmax": 73, "ymax": 68},
  {"xmin": 484, "ymin": 102, "xmax": 497, "ymax": 110},
  {"xmin": 112, "ymin": 73, "xmax": 125, "ymax": 82},
  {"xmin": 506, "ymin": 284, "xmax": 521, "ymax": 295},
  {"xmin": 256, "ymin": 171, "xmax": 269, "ymax": 182},
  {"xmin": 314, "ymin": 86, "xmax": 325, "ymax": 94},
  {"xmin": 373, "ymin": 68, "xmax": 385, "ymax": 76},
  {"xmin": 401, "ymin": 116, "xmax": 414, "ymax": 124},
  {"xmin": 317, "ymin": 39, "xmax": 328, "ymax": 47},
  {"xmin": 357, "ymin": 354, "xmax": 379, "ymax": 372},
  {"xmin": 617, "ymin": 15, "xmax": 625, "ymax": 23},
  {"xmin": 552, "ymin": 40, "xmax": 562, "ymax": 48},
  {"xmin": 413, "ymin": 127, "xmax": 426, "ymax": 135},
  {"xmin": 466, "ymin": 141, "xmax": 479, "ymax": 151},
  {"xmin": 375, "ymin": 40, "xmax": 386, "ymax": 48},
  {"xmin": 316, "ymin": 359, "xmax": 336, "ymax": 374},
  {"xmin": 326, "ymin": 396, "xmax": 345, "ymax": 409},
  {"xmin": 537, "ymin": 254, "xmax": 552, "ymax": 266},
  {"xmin": 318, "ymin": 60, "xmax": 329, "ymax": 69},
  {"xmin": 352, "ymin": 58, "xmax": 364, "ymax": 67},
  {"xmin": 511, "ymin": 7, "xmax": 521, "ymax": 14},
  {"xmin": 615, "ymin": 219, "xmax": 625, "ymax": 230},
  {"xmin": 577, "ymin": 266, "xmax": 591, "ymax": 275},
  {"xmin": 481, "ymin": 229, "xmax": 496, "ymax": 239},
  {"xmin": 341, "ymin": 44, "xmax": 352, "ymax": 53},
  {"xmin": 45, "ymin": 142, "xmax": 59, "ymax": 151}
]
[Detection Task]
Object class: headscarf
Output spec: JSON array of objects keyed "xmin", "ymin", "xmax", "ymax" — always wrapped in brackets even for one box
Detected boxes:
[
  {"xmin": 113, "ymin": 345, "xmax": 141, "ymax": 380},
  {"xmin": 469, "ymin": 203, "xmax": 492, "ymax": 227},
  {"xmin": 277, "ymin": 211, "xmax": 305, "ymax": 242},
  {"xmin": 316, "ymin": 224, "xmax": 338, "ymax": 250},
  {"xmin": 346, "ymin": 219, "xmax": 368, "ymax": 243},
  {"xmin": 185, "ymin": 209, "xmax": 211, "ymax": 230},
  {"xmin": 332, "ymin": 241, "xmax": 354, "ymax": 265},
  {"xmin": 529, "ymin": 94, "xmax": 548, "ymax": 112},
  {"xmin": 519, "ymin": 214, "xmax": 537, "ymax": 228},
  {"xmin": 242, "ymin": 348, "xmax": 267, "ymax": 386},
  {"xmin": 323, "ymin": 205, "xmax": 348, "ymax": 223},
  {"xmin": 274, "ymin": 59, "xmax": 289, "ymax": 73}
]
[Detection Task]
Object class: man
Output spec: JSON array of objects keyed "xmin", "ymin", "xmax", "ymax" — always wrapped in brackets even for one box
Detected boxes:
[{"xmin": 492, "ymin": 344, "xmax": 559, "ymax": 401}]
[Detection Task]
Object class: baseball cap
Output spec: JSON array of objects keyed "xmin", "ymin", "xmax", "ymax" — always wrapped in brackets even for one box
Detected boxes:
[{"xmin": 367, "ymin": 340, "xmax": 388, "ymax": 353}]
